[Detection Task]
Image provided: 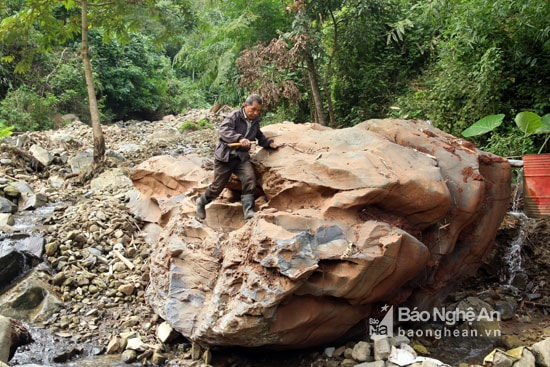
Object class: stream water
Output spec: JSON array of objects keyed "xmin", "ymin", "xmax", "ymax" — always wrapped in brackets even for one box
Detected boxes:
[
  {"xmin": 9, "ymin": 325, "xmax": 131, "ymax": 367},
  {"xmin": 504, "ymin": 212, "xmax": 528, "ymax": 286},
  {"xmin": 504, "ymin": 168, "xmax": 529, "ymax": 286},
  {"xmin": 10, "ymin": 202, "xmax": 68, "ymax": 233}
]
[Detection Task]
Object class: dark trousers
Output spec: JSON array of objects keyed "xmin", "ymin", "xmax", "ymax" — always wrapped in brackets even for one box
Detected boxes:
[{"xmin": 204, "ymin": 157, "xmax": 256, "ymax": 201}]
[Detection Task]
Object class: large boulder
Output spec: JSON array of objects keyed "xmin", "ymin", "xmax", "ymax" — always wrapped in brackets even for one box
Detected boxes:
[{"xmin": 129, "ymin": 119, "xmax": 511, "ymax": 349}]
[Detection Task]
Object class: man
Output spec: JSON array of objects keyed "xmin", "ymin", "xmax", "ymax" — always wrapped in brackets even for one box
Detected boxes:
[{"xmin": 196, "ymin": 94, "xmax": 282, "ymax": 220}]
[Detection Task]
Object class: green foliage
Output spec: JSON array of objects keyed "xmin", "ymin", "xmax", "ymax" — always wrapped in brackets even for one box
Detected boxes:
[
  {"xmin": 515, "ymin": 112, "xmax": 550, "ymax": 154},
  {"xmin": 262, "ymin": 103, "xmax": 303, "ymax": 125},
  {"xmin": 515, "ymin": 111, "xmax": 545, "ymax": 135},
  {"xmin": 0, "ymin": 86, "xmax": 57, "ymax": 131},
  {"xmin": 0, "ymin": 119, "xmax": 14, "ymax": 138},
  {"xmin": 462, "ymin": 114, "xmax": 505, "ymax": 137},
  {"xmin": 45, "ymin": 31, "xmax": 201, "ymax": 122},
  {"xmin": 47, "ymin": 50, "xmax": 90, "ymax": 121},
  {"xmin": 1, "ymin": 0, "xmax": 548, "ymax": 138},
  {"xmin": 327, "ymin": 0, "xmax": 429, "ymax": 125},
  {"xmin": 174, "ymin": 10, "xmax": 254, "ymax": 105},
  {"xmin": 0, "ymin": 0, "xmax": 195, "ymax": 129},
  {"xmin": 197, "ymin": 118, "xmax": 213, "ymax": 130},
  {"xmin": 173, "ymin": 0, "xmax": 291, "ymax": 107},
  {"xmin": 164, "ymin": 77, "xmax": 209, "ymax": 113},
  {"xmin": 481, "ymin": 130, "xmax": 536, "ymax": 158},
  {"xmin": 462, "ymin": 111, "xmax": 550, "ymax": 156},
  {"xmin": 398, "ymin": 46, "xmax": 508, "ymax": 135},
  {"xmin": 395, "ymin": 0, "xmax": 550, "ymax": 136},
  {"xmin": 89, "ymin": 32, "xmax": 171, "ymax": 120},
  {"xmin": 0, "ymin": 0, "xmax": 81, "ymax": 74},
  {"xmin": 178, "ymin": 118, "xmax": 213, "ymax": 133},
  {"xmin": 179, "ymin": 121, "xmax": 197, "ymax": 132},
  {"xmin": 0, "ymin": 45, "xmax": 18, "ymax": 100}
]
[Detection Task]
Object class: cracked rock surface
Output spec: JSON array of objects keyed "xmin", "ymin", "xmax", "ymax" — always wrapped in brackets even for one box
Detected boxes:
[{"xmin": 130, "ymin": 119, "xmax": 511, "ymax": 348}]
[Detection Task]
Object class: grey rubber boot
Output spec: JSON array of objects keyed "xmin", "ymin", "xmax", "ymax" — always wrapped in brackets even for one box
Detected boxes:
[
  {"xmin": 241, "ymin": 194, "xmax": 256, "ymax": 220},
  {"xmin": 195, "ymin": 194, "xmax": 210, "ymax": 220}
]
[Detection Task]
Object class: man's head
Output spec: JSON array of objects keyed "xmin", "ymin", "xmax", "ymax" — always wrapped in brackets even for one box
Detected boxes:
[{"xmin": 243, "ymin": 94, "xmax": 263, "ymax": 121}]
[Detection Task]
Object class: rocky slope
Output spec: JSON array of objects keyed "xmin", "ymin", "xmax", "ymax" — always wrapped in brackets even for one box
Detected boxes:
[{"xmin": 1, "ymin": 110, "xmax": 223, "ymax": 365}]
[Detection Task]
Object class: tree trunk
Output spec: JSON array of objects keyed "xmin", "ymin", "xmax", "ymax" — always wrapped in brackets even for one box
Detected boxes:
[
  {"xmin": 323, "ymin": 84, "xmax": 335, "ymax": 127},
  {"xmin": 323, "ymin": 9, "xmax": 338, "ymax": 127},
  {"xmin": 305, "ymin": 53, "xmax": 327, "ymax": 126},
  {"xmin": 81, "ymin": 0, "xmax": 105, "ymax": 163}
]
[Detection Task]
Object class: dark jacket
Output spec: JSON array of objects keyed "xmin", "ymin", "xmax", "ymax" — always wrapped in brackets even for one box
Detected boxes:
[{"xmin": 214, "ymin": 108, "xmax": 273, "ymax": 162}]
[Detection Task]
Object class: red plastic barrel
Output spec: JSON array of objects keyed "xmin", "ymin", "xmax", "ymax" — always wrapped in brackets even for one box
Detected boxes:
[{"xmin": 523, "ymin": 153, "xmax": 550, "ymax": 218}]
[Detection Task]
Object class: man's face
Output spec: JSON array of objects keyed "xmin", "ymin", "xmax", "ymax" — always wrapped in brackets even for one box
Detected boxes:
[{"xmin": 244, "ymin": 101, "xmax": 262, "ymax": 121}]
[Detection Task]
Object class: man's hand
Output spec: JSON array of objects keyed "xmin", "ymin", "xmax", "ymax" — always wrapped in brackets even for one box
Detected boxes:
[
  {"xmin": 239, "ymin": 138, "xmax": 251, "ymax": 148},
  {"xmin": 269, "ymin": 141, "xmax": 283, "ymax": 149}
]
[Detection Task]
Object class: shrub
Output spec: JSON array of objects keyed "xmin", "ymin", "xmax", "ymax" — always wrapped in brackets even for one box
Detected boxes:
[
  {"xmin": 262, "ymin": 103, "xmax": 304, "ymax": 125},
  {"xmin": 178, "ymin": 121, "xmax": 195, "ymax": 132},
  {"xmin": 164, "ymin": 77, "xmax": 209, "ymax": 115},
  {"xmin": 89, "ymin": 32, "xmax": 175, "ymax": 121},
  {"xmin": 197, "ymin": 118, "xmax": 213, "ymax": 129},
  {"xmin": 0, "ymin": 119, "xmax": 14, "ymax": 138},
  {"xmin": 47, "ymin": 52, "xmax": 90, "ymax": 122},
  {"xmin": 178, "ymin": 118, "xmax": 213, "ymax": 133},
  {"xmin": 462, "ymin": 112, "xmax": 550, "ymax": 157},
  {"xmin": 0, "ymin": 86, "xmax": 57, "ymax": 131}
]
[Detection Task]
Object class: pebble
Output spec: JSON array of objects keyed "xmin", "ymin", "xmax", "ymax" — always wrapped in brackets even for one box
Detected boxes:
[
  {"xmin": 121, "ymin": 349, "xmax": 137, "ymax": 363},
  {"xmin": 117, "ymin": 283, "xmax": 135, "ymax": 296}
]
